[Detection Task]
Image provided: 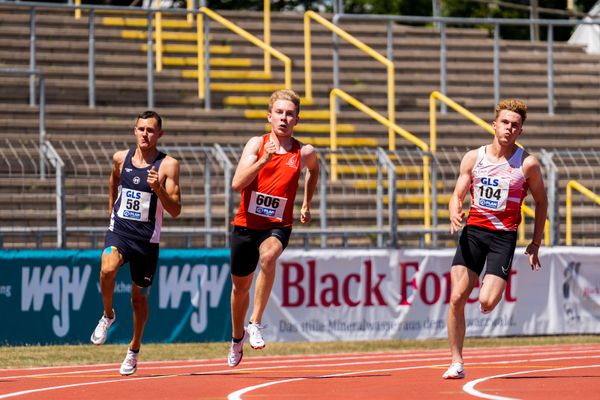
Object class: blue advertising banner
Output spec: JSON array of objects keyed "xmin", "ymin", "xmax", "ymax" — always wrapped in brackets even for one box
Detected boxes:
[{"xmin": 0, "ymin": 249, "xmax": 231, "ymax": 345}]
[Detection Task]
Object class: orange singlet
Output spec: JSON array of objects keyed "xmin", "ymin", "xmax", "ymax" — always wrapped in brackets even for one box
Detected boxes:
[{"xmin": 232, "ymin": 134, "xmax": 302, "ymax": 230}]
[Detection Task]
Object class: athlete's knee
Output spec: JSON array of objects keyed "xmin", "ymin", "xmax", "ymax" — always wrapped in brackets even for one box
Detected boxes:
[
  {"xmin": 131, "ymin": 291, "xmax": 148, "ymax": 308},
  {"xmin": 479, "ymin": 295, "xmax": 501, "ymax": 312},
  {"xmin": 259, "ymin": 249, "xmax": 280, "ymax": 271},
  {"xmin": 231, "ymin": 276, "xmax": 252, "ymax": 296},
  {"xmin": 449, "ymin": 290, "xmax": 470, "ymax": 310},
  {"xmin": 100, "ymin": 268, "xmax": 118, "ymax": 282}
]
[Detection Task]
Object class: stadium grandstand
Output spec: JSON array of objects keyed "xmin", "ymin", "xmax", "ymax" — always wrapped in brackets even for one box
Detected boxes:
[{"xmin": 1, "ymin": 0, "xmax": 600, "ymax": 249}]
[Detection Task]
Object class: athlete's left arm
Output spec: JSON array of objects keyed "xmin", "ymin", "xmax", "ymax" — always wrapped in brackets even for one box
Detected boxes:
[
  {"xmin": 148, "ymin": 156, "xmax": 182, "ymax": 218},
  {"xmin": 300, "ymin": 144, "xmax": 319, "ymax": 224},
  {"xmin": 523, "ymin": 154, "xmax": 548, "ymax": 271}
]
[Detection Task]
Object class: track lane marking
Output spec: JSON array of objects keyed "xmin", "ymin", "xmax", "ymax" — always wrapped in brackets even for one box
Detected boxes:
[{"xmin": 463, "ymin": 363, "xmax": 600, "ymax": 400}]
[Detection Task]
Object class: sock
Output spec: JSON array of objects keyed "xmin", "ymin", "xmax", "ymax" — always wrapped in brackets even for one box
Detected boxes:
[
  {"xmin": 232, "ymin": 336, "xmax": 244, "ymax": 344},
  {"xmin": 130, "ymin": 348, "xmax": 140, "ymax": 353}
]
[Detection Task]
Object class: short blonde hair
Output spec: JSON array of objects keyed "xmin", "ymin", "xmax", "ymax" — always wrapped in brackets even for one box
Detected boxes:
[
  {"xmin": 495, "ymin": 99, "xmax": 527, "ymax": 123},
  {"xmin": 268, "ymin": 89, "xmax": 300, "ymax": 115}
]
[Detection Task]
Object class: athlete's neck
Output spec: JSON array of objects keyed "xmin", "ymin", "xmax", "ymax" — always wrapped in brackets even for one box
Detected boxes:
[
  {"xmin": 487, "ymin": 142, "xmax": 517, "ymax": 163},
  {"xmin": 269, "ymin": 132, "xmax": 293, "ymax": 152},
  {"xmin": 132, "ymin": 147, "xmax": 159, "ymax": 168}
]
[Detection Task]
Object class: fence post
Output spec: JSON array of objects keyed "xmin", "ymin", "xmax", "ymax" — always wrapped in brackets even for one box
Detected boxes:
[
  {"xmin": 439, "ymin": 21, "xmax": 447, "ymax": 114},
  {"xmin": 378, "ymin": 148, "xmax": 397, "ymax": 248},
  {"xmin": 88, "ymin": 9, "xmax": 96, "ymax": 108},
  {"xmin": 146, "ymin": 10, "xmax": 155, "ymax": 108},
  {"xmin": 201, "ymin": 1, "xmax": 211, "ymax": 110},
  {"xmin": 430, "ymin": 151, "xmax": 438, "ymax": 247},
  {"xmin": 541, "ymin": 150, "xmax": 558, "ymax": 246},
  {"xmin": 39, "ymin": 75, "xmax": 46, "ymax": 179},
  {"xmin": 319, "ymin": 154, "xmax": 328, "ymax": 248},
  {"xmin": 214, "ymin": 144, "xmax": 233, "ymax": 246},
  {"xmin": 204, "ymin": 155, "xmax": 212, "ymax": 247},
  {"xmin": 29, "ymin": 8, "xmax": 36, "ymax": 107},
  {"xmin": 376, "ymin": 149, "xmax": 384, "ymax": 248},
  {"xmin": 547, "ymin": 24, "xmax": 555, "ymax": 115},
  {"xmin": 56, "ymin": 156, "xmax": 65, "ymax": 248},
  {"xmin": 493, "ymin": 23, "xmax": 500, "ymax": 109}
]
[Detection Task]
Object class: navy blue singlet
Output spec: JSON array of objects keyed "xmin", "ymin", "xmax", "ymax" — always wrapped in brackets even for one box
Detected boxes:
[{"xmin": 108, "ymin": 147, "xmax": 167, "ymax": 243}]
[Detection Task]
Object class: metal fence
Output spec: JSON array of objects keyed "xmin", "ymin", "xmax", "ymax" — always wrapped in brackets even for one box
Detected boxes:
[
  {"xmin": 3, "ymin": 134, "xmax": 600, "ymax": 248},
  {"xmin": 0, "ymin": 136, "xmax": 443, "ymax": 249}
]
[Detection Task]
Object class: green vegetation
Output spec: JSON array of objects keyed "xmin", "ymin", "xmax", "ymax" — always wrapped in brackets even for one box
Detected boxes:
[{"xmin": 2, "ymin": 335, "xmax": 599, "ymax": 368}]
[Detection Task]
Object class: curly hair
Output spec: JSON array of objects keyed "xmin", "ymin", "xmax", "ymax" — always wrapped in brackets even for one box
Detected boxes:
[{"xmin": 495, "ymin": 99, "xmax": 527, "ymax": 123}]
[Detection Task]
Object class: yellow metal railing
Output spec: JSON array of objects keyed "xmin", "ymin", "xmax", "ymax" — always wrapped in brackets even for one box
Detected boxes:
[
  {"xmin": 429, "ymin": 91, "xmax": 524, "ymax": 153},
  {"xmin": 430, "ymin": 91, "xmax": 547, "ymax": 245},
  {"xmin": 263, "ymin": 0, "xmax": 271, "ymax": 75},
  {"xmin": 330, "ymin": 88, "xmax": 431, "ymax": 239},
  {"xmin": 75, "ymin": 0, "xmax": 81, "ymax": 19},
  {"xmin": 305, "ymin": 11, "xmax": 396, "ymax": 149},
  {"xmin": 156, "ymin": 0, "xmax": 271, "ymax": 76},
  {"xmin": 197, "ymin": 7, "xmax": 291, "ymax": 100},
  {"xmin": 156, "ymin": 0, "xmax": 163, "ymax": 71},
  {"xmin": 519, "ymin": 205, "xmax": 550, "ymax": 246},
  {"xmin": 566, "ymin": 180, "xmax": 600, "ymax": 246}
]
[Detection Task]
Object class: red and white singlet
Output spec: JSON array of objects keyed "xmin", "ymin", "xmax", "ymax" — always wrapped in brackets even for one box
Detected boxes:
[
  {"xmin": 466, "ymin": 145, "xmax": 528, "ymax": 231},
  {"xmin": 232, "ymin": 134, "xmax": 302, "ymax": 230}
]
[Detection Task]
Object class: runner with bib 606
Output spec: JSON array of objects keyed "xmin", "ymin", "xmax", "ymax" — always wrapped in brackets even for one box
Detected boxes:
[{"xmin": 226, "ymin": 89, "xmax": 319, "ymax": 368}]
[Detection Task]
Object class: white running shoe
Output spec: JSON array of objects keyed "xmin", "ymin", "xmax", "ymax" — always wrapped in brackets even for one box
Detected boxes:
[
  {"xmin": 442, "ymin": 362, "xmax": 465, "ymax": 379},
  {"xmin": 227, "ymin": 330, "xmax": 248, "ymax": 368},
  {"xmin": 247, "ymin": 323, "xmax": 266, "ymax": 349},
  {"xmin": 120, "ymin": 349, "xmax": 139, "ymax": 376},
  {"xmin": 90, "ymin": 309, "xmax": 115, "ymax": 345}
]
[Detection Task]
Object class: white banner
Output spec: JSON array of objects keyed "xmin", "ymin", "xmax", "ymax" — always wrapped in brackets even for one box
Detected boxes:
[{"xmin": 259, "ymin": 247, "xmax": 600, "ymax": 341}]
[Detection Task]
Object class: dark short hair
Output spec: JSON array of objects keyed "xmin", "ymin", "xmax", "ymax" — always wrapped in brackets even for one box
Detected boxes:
[{"xmin": 136, "ymin": 110, "xmax": 162, "ymax": 129}]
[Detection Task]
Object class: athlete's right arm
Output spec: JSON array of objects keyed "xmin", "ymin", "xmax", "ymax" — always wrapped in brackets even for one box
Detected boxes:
[
  {"xmin": 449, "ymin": 150, "xmax": 477, "ymax": 234},
  {"xmin": 231, "ymin": 136, "xmax": 271, "ymax": 192},
  {"xmin": 108, "ymin": 150, "xmax": 127, "ymax": 217}
]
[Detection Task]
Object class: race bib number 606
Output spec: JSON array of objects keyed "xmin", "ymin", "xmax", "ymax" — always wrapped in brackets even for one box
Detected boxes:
[{"xmin": 248, "ymin": 191, "xmax": 287, "ymax": 221}]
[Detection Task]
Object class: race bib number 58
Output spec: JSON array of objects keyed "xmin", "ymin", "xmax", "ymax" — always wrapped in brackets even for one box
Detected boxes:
[
  {"xmin": 117, "ymin": 188, "xmax": 152, "ymax": 221},
  {"xmin": 248, "ymin": 191, "xmax": 287, "ymax": 221}
]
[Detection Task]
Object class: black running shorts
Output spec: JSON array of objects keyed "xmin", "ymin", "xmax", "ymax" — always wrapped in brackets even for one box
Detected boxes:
[
  {"xmin": 451, "ymin": 225, "xmax": 517, "ymax": 281},
  {"xmin": 230, "ymin": 225, "xmax": 292, "ymax": 277},
  {"xmin": 104, "ymin": 230, "xmax": 159, "ymax": 288}
]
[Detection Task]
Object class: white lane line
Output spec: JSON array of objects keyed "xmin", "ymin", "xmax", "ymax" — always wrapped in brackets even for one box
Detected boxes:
[
  {"xmin": 2, "ymin": 347, "xmax": 599, "ymax": 399},
  {"xmin": 0, "ymin": 374, "xmax": 176, "ymax": 400},
  {"xmin": 463, "ymin": 363, "xmax": 600, "ymax": 400},
  {"xmin": 2, "ymin": 344, "xmax": 597, "ymax": 375},
  {"xmin": 226, "ymin": 354, "xmax": 600, "ymax": 400},
  {"xmin": 227, "ymin": 364, "xmax": 441, "ymax": 400}
]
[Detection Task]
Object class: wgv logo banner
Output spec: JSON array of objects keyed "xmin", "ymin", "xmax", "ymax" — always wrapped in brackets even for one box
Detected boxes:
[
  {"xmin": 21, "ymin": 265, "xmax": 92, "ymax": 337},
  {"xmin": 0, "ymin": 249, "xmax": 231, "ymax": 345}
]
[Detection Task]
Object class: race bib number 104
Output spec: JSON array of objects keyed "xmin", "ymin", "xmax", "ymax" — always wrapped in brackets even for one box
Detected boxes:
[
  {"xmin": 248, "ymin": 191, "xmax": 287, "ymax": 221},
  {"xmin": 474, "ymin": 177, "xmax": 510, "ymax": 211}
]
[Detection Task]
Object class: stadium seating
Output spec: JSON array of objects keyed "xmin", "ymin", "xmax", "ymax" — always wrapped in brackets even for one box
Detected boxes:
[{"xmin": 1, "ymin": 4, "xmax": 599, "ymax": 248}]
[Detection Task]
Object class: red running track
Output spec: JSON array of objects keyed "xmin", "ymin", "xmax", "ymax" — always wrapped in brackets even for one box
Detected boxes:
[{"xmin": 1, "ymin": 344, "xmax": 599, "ymax": 399}]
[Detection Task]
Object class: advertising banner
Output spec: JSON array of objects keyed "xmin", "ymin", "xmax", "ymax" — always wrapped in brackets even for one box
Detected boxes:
[
  {"xmin": 0, "ymin": 249, "xmax": 231, "ymax": 345},
  {"xmin": 262, "ymin": 247, "xmax": 600, "ymax": 341},
  {"xmin": 0, "ymin": 247, "xmax": 598, "ymax": 345}
]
